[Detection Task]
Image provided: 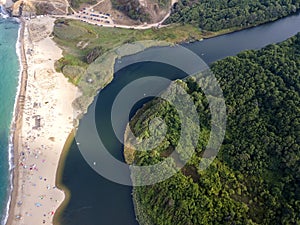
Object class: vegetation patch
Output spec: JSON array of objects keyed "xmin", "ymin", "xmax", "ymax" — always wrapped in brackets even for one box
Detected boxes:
[
  {"xmin": 125, "ymin": 33, "xmax": 300, "ymax": 225},
  {"xmin": 165, "ymin": 0, "xmax": 300, "ymax": 32},
  {"xmin": 52, "ymin": 18, "xmax": 205, "ymax": 114},
  {"xmin": 111, "ymin": 0, "xmax": 150, "ymax": 22}
]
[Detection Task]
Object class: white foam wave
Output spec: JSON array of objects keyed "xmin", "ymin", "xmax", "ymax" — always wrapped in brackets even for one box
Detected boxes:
[{"xmin": 2, "ymin": 19, "xmax": 22, "ymax": 225}]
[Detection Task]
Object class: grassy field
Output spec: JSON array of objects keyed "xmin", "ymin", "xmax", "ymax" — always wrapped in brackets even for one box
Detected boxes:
[
  {"xmin": 52, "ymin": 18, "xmax": 205, "ymax": 115},
  {"xmin": 53, "ymin": 18, "xmax": 203, "ymax": 71},
  {"xmin": 52, "ymin": 18, "xmax": 255, "ymax": 116}
]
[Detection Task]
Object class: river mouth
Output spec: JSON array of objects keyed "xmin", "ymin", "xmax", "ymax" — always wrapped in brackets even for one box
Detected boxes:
[{"xmin": 57, "ymin": 12, "xmax": 300, "ymax": 225}]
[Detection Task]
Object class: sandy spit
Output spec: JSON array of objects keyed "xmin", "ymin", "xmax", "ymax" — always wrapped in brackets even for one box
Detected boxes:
[{"xmin": 7, "ymin": 16, "xmax": 78, "ymax": 225}]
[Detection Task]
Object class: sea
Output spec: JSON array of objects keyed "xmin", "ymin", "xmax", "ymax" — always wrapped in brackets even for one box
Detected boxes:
[{"xmin": 0, "ymin": 18, "xmax": 21, "ymax": 225}]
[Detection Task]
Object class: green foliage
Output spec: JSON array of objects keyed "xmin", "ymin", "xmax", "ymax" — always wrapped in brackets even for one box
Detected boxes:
[
  {"xmin": 68, "ymin": 0, "xmax": 97, "ymax": 9},
  {"xmin": 155, "ymin": 0, "xmax": 170, "ymax": 9},
  {"xmin": 54, "ymin": 54, "xmax": 87, "ymax": 85},
  {"xmin": 86, "ymin": 46, "xmax": 103, "ymax": 64},
  {"xmin": 111, "ymin": 0, "xmax": 150, "ymax": 22},
  {"xmin": 128, "ymin": 33, "xmax": 300, "ymax": 225},
  {"xmin": 35, "ymin": 2, "xmax": 55, "ymax": 15},
  {"xmin": 165, "ymin": 0, "xmax": 300, "ymax": 31},
  {"xmin": 53, "ymin": 19, "xmax": 203, "ymax": 86}
]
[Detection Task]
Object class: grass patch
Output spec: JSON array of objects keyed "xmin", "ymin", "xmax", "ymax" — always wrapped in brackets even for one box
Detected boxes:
[
  {"xmin": 53, "ymin": 18, "xmax": 204, "ymax": 79},
  {"xmin": 52, "ymin": 18, "xmax": 205, "ymax": 115},
  {"xmin": 53, "ymin": 18, "xmax": 204, "ymax": 65},
  {"xmin": 52, "ymin": 18, "xmax": 254, "ymax": 116}
]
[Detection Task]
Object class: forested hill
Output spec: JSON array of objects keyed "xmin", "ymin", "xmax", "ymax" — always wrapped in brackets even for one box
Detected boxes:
[
  {"xmin": 126, "ymin": 33, "xmax": 300, "ymax": 225},
  {"xmin": 165, "ymin": 0, "xmax": 300, "ymax": 31}
]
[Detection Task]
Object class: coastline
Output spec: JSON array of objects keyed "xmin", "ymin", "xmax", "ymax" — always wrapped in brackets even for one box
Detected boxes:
[
  {"xmin": 6, "ymin": 17, "xmax": 27, "ymax": 225},
  {"xmin": 7, "ymin": 16, "xmax": 78, "ymax": 225}
]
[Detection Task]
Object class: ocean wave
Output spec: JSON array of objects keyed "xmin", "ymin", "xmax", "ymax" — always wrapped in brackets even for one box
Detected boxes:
[
  {"xmin": 0, "ymin": 5, "xmax": 9, "ymax": 19},
  {"xmin": 1, "ymin": 19, "xmax": 22, "ymax": 225}
]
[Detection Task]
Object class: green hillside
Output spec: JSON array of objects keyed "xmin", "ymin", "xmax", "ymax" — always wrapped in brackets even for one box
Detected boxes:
[{"xmin": 127, "ymin": 33, "xmax": 300, "ymax": 225}]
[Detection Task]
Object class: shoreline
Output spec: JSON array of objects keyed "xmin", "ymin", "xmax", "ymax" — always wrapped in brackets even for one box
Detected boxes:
[
  {"xmin": 4, "ymin": 9, "xmax": 300, "ymax": 225},
  {"xmin": 52, "ymin": 9, "xmax": 300, "ymax": 119},
  {"xmin": 52, "ymin": 130, "xmax": 75, "ymax": 225},
  {"xmin": 51, "ymin": 11, "xmax": 300, "ymax": 224},
  {"xmin": 199, "ymin": 11, "xmax": 300, "ymax": 41},
  {"xmin": 6, "ymin": 16, "xmax": 78, "ymax": 225},
  {"xmin": 6, "ymin": 17, "xmax": 27, "ymax": 225}
]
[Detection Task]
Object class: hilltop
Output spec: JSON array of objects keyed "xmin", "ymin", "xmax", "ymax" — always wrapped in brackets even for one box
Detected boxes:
[
  {"xmin": 7, "ymin": 0, "xmax": 68, "ymax": 16},
  {"xmin": 3, "ymin": 0, "xmax": 174, "ymax": 26}
]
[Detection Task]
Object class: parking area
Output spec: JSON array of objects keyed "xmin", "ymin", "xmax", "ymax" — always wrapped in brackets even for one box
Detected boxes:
[{"xmin": 71, "ymin": 8, "xmax": 114, "ymax": 26}]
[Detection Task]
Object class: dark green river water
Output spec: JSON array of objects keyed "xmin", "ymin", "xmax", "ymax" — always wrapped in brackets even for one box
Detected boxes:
[{"xmin": 58, "ymin": 12, "xmax": 300, "ymax": 225}]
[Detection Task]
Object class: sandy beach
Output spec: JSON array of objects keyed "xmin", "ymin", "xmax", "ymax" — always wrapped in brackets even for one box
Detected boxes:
[{"xmin": 7, "ymin": 16, "xmax": 78, "ymax": 225}]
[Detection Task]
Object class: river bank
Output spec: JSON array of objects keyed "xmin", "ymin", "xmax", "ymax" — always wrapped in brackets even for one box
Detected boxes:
[
  {"xmin": 5, "ymin": 8, "xmax": 300, "ymax": 225},
  {"xmin": 7, "ymin": 16, "xmax": 78, "ymax": 225},
  {"xmin": 52, "ymin": 9, "xmax": 300, "ymax": 119},
  {"xmin": 0, "ymin": 18, "xmax": 22, "ymax": 225},
  {"xmin": 55, "ymin": 10, "xmax": 300, "ymax": 225}
]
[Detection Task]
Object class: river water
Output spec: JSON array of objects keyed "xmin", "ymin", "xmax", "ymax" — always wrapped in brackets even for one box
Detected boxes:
[{"xmin": 58, "ymin": 12, "xmax": 300, "ymax": 225}]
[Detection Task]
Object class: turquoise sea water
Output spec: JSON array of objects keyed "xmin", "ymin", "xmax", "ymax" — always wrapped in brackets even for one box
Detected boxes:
[{"xmin": 0, "ymin": 18, "xmax": 20, "ymax": 225}]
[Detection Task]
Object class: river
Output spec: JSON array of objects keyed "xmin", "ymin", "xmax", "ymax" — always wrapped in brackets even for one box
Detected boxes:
[{"xmin": 57, "ymin": 12, "xmax": 300, "ymax": 225}]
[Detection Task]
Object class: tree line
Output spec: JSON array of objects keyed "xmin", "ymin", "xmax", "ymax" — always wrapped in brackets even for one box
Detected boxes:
[
  {"xmin": 111, "ymin": 0, "xmax": 150, "ymax": 22},
  {"xmin": 126, "ymin": 33, "xmax": 300, "ymax": 225},
  {"xmin": 164, "ymin": 0, "xmax": 300, "ymax": 31}
]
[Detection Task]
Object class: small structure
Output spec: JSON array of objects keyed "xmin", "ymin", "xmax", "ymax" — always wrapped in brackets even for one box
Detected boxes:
[{"xmin": 32, "ymin": 115, "xmax": 42, "ymax": 129}]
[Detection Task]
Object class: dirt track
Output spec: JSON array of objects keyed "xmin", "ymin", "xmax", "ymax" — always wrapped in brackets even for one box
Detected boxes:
[{"xmin": 65, "ymin": 0, "xmax": 179, "ymax": 30}]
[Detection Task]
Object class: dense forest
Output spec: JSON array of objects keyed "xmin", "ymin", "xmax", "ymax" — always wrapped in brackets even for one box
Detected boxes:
[
  {"xmin": 165, "ymin": 0, "xmax": 300, "ymax": 31},
  {"xmin": 68, "ymin": 0, "xmax": 97, "ymax": 9},
  {"xmin": 126, "ymin": 34, "xmax": 300, "ymax": 224}
]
